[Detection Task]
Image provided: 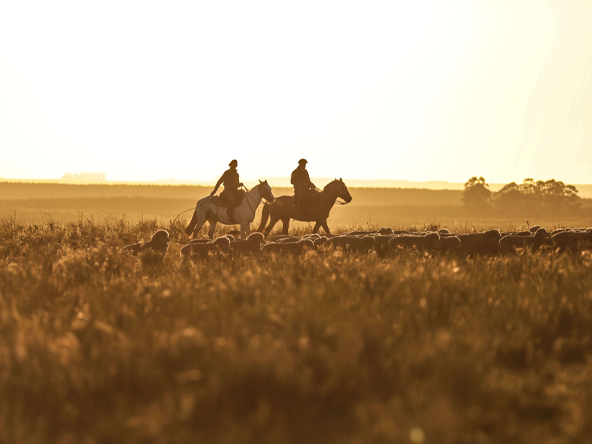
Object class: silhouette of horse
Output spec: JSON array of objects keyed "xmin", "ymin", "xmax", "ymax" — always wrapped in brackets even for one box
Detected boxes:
[
  {"xmin": 185, "ymin": 180, "xmax": 275, "ymax": 239},
  {"xmin": 255, "ymin": 178, "xmax": 352, "ymax": 236}
]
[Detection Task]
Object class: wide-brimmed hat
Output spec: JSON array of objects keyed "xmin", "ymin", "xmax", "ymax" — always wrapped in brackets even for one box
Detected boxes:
[
  {"xmin": 298, "ymin": 158, "xmax": 308, "ymax": 165},
  {"xmin": 229, "ymin": 159, "xmax": 238, "ymax": 167}
]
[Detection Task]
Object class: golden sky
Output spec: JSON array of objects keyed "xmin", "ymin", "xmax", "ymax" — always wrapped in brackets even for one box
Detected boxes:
[{"xmin": 1, "ymin": 1, "xmax": 591, "ymax": 184}]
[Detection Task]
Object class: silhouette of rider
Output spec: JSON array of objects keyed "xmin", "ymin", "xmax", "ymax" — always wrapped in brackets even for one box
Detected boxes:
[
  {"xmin": 291, "ymin": 159, "xmax": 316, "ymax": 207},
  {"xmin": 211, "ymin": 159, "xmax": 244, "ymax": 223}
]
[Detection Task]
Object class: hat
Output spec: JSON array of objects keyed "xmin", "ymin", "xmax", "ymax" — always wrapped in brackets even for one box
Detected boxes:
[
  {"xmin": 298, "ymin": 158, "xmax": 308, "ymax": 165},
  {"xmin": 229, "ymin": 159, "xmax": 238, "ymax": 167}
]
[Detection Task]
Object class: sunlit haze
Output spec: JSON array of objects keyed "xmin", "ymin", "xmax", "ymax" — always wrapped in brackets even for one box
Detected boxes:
[{"xmin": 1, "ymin": 1, "xmax": 591, "ymax": 184}]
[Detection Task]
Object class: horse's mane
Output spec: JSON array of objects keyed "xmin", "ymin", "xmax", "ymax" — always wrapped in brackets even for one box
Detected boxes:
[{"xmin": 322, "ymin": 179, "xmax": 341, "ymax": 192}]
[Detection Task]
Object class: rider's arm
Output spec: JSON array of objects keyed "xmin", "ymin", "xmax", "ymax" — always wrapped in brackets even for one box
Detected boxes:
[
  {"xmin": 303, "ymin": 170, "xmax": 315, "ymax": 189},
  {"xmin": 211, "ymin": 176, "xmax": 224, "ymax": 195}
]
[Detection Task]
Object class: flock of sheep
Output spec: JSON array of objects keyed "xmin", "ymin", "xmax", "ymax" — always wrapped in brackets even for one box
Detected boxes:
[{"xmin": 120, "ymin": 225, "xmax": 592, "ymax": 261}]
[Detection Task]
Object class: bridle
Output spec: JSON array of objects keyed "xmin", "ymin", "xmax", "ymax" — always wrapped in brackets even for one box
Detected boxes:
[
  {"xmin": 328, "ymin": 181, "xmax": 351, "ymax": 205},
  {"xmin": 242, "ymin": 183, "xmax": 272, "ymax": 217}
]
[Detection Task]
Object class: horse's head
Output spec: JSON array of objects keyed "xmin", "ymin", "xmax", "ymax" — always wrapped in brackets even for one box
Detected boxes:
[
  {"xmin": 329, "ymin": 178, "xmax": 352, "ymax": 203},
  {"xmin": 258, "ymin": 179, "xmax": 275, "ymax": 203}
]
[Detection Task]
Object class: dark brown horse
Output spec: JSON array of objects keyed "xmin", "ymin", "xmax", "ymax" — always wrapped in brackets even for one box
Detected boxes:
[{"xmin": 255, "ymin": 178, "xmax": 352, "ymax": 236}]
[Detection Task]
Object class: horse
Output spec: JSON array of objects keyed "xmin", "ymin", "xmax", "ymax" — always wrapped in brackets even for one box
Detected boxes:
[
  {"xmin": 255, "ymin": 178, "xmax": 352, "ymax": 236},
  {"xmin": 185, "ymin": 180, "xmax": 275, "ymax": 239}
]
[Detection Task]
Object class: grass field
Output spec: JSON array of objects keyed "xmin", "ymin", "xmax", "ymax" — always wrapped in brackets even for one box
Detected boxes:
[
  {"xmin": 2, "ymin": 216, "xmax": 592, "ymax": 443},
  {"xmin": 2, "ymin": 183, "xmax": 592, "ymax": 232}
]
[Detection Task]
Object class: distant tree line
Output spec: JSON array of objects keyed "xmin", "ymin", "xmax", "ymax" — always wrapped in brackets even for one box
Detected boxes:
[
  {"xmin": 61, "ymin": 172, "xmax": 106, "ymax": 183},
  {"xmin": 463, "ymin": 177, "xmax": 581, "ymax": 214}
]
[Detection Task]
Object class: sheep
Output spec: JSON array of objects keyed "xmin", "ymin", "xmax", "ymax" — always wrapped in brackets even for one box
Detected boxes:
[
  {"xmin": 499, "ymin": 228, "xmax": 550, "ymax": 254},
  {"xmin": 303, "ymin": 233, "xmax": 321, "ymax": 240},
  {"xmin": 343, "ymin": 230, "xmax": 379, "ymax": 236},
  {"xmin": 262, "ymin": 239, "xmax": 314, "ymax": 254},
  {"xmin": 325, "ymin": 236, "xmax": 376, "ymax": 252},
  {"xmin": 379, "ymin": 227, "xmax": 394, "ymax": 236},
  {"xmin": 229, "ymin": 232, "xmax": 266, "ymax": 255},
  {"xmin": 550, "ymin": 229, "xmax": 592, "ymax": 252},
  {"xmin": 185, "ymin": 239, "xmax": 214, "ymax": 246},
  {"xmin": 529, "ymin": 225, "xmax": 542, "ymax": 233},
  {"xmin": 347, "ymin": 236, "xmax": 377, "ymax": 252},
  {"xmin": 439, "ymin": 236, "xmax": 462, "ymax": 252},
  {"xmin": 121, "ymin": 230, "xmax": 171, "ymax": 257},
  {"xmin": 186, "ymin": 234, "xmax": 235, "ymax": 246},
  {"xmin": 457, "ymin": 230, "xmax": 501, "ymax": 255},
  {"xmin": 278, "ymin": 237, "xmax": 303, "ymax": 243},
  {"xmin": 501, "ymin": 231, "xmax": 531, "ymax": 237},
  {"xmin": 388, "ymin": 232, "xmax": 440, "ymax": 252},
  {"xmin": 550, "ymin": 228, "xmax": 568, "ymax": 236},
  {"xmin": 268, "ymin": 235, "xmax": 296, "ymax": 242},
  {"xmin": 180, "ymin": 236, "xmax": 230, "ymax": 258},
  {"xmin": 438, "ymin": 228, "xmax": 450, "ymax": 235},
  {"xmin": 326, "ymin": 236, "xmax": 349, "ymax": 249}
]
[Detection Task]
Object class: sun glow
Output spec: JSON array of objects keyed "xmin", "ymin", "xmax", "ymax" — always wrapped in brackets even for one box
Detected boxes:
[{"xmin": 1, "ymin": 1, "xmax": 591, "ymax": 184}]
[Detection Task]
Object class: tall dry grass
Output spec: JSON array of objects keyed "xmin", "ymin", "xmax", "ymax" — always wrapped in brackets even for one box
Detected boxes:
[{"xmin": 1, "ymin": 217, "xmax": 592, "ymax": 443}]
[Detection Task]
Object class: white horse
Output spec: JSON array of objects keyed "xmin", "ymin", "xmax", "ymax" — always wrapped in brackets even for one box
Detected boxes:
[{"xmin": 185, "ymin": 180, "xmax": 275, "ymax": 239}]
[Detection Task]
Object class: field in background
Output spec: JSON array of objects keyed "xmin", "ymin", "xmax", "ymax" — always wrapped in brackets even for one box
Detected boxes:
[{"xmin": 1, "ymin": 183, "xmax": 592, "ymax": 233}]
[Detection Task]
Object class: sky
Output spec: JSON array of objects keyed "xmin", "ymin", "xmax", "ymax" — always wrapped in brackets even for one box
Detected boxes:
[{"xmin": 1, "ymin": 0, "xmax": 591, "ymax": 184}]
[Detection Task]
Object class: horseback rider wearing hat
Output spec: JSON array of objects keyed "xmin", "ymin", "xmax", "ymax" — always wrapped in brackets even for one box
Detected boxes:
[
  {"xmin": 211, "ymin": 159, "xmax": 244, "ymax": 223},
  {"xmin": 291, "ymin": 159, "xmax": 316, "ymax": 207}
]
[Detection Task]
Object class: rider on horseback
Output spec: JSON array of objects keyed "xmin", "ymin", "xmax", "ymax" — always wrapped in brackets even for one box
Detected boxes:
[
  {"xmin": 291, "ymin": 159, "xmax": 317, "ymax": 207},
  {"xmin": 211, "ymin": 159, "xmax": 244, "ymax": 223}
]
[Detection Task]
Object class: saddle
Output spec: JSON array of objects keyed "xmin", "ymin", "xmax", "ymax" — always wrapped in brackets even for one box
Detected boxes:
[{"xmin": 209, "ymin": 189, "xmax": 245, "ymax": 207}]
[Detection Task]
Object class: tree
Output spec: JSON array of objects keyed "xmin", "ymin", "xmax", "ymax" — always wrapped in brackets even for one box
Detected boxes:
[
  {"xmin": 462, "ymin": 176, "xmax": 492, "ymax": 208},
  {"xmin": 493, "ymin": 178, "xmax": 581, "ymax": 214}
]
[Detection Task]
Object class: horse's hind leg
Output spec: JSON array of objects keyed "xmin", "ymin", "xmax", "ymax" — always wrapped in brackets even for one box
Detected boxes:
[
  {"xmin": 207, "ymin": 220, "xmax": 217, "ymax": 239},
  {"xmin": 312, "ymin": 222, "xmax": 321, "ymax": 233},
  {"xmin": 321, "ymin": 220, "xmax": 330, "ymax": 234},
  {"xmin": 264, "ymin": 215, "xmax": 281, "ymax": 237},
  {"xmin": 190, "ymin": 217, "xmax": 207, "ymax": 238}
]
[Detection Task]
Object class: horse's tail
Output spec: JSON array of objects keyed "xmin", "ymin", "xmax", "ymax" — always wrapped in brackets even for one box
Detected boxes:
[
  {"xmin": 255, "ymin": 203, "xmax": 271, "ymax": 233},
  {"xmin": 185, "ymin": 210, "xmax": 199, "ymax": 237}
]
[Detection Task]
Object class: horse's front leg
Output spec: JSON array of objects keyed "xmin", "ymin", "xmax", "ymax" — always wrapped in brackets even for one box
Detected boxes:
[
  {"xmin": 281, "ymin": 218, "xmax": 290, "ymax": 235},
  {"xmin": 240, "ymin": 222, "xmax": 249, "ymax": 239},
  {"xmin": 208, "ymin": 220, "xmax": 217, "ymax": 239},
  {"xmin": 321, "ymin": 220, "xmax": 330, "ymax": 234},
  {"xmin": 312, "ymin": 221, "xmax": 322, "ymax": 233}
]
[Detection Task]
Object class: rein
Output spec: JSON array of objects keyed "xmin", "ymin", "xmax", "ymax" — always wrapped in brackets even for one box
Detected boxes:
[{"xmin": 242, "ymin": 185, "xmax": 257, "ymax": 217}]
